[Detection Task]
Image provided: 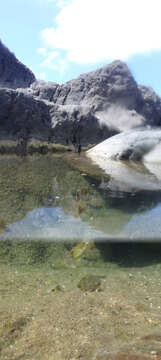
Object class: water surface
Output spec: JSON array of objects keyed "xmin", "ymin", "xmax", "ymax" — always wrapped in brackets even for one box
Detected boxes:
[{"xmin": 0, "ymin": 153, "xmax": 161, "ymax": 240}]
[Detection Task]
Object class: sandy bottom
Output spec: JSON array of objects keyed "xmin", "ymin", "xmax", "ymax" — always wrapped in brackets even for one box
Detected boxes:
[{"xmin": 0, "ymin": 243, "xmax": 161, "ymax": 360}]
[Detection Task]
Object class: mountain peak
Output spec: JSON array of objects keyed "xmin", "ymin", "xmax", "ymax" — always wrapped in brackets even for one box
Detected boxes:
[{"xmin": 0, "ymin": 40, "xmax": 35, "ymax": 89}]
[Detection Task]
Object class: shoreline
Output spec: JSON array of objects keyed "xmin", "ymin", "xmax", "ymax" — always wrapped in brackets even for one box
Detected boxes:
[{"xmin": 0, "ymin": 139, "xmax": 94, "ymax": 155}]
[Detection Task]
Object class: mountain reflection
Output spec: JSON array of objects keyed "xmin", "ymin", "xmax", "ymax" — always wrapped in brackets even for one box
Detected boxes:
[{"xmin": 0, "ymin": 154, "xmax": 161, "ymax": 240}]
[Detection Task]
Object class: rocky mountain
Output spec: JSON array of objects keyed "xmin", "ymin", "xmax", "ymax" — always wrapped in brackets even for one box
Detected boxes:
[
  {"xmin": 0, "ymin": 40, "xmax": 35, "ymax": 89},
  {"xmin": 0, "ymin": 40, "xmax": 161, "ymax": 145}
]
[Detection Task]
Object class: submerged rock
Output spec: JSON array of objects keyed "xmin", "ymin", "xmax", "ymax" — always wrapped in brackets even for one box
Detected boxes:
[
  {"xmin": 77, "ymin": 275, "xmax": 103, "ymax": 292},
  {"xmin": 51, "ymin": 282, "xmax": 64, "ymax": 292}
]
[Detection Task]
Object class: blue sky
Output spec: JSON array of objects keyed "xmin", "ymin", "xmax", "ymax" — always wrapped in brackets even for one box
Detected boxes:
[{"xmin": 1, "ymin": 0, "xmax": 161, "ymax": 95}]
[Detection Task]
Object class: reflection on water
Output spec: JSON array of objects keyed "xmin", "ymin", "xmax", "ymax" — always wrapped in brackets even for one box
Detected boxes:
[
  {"xmin": 3, "ymin": 207, "xmax": 105, "ymax": 240},
  {"xmin": 1, "ymin": 153, "xmax": 161, "ymax": 240}
]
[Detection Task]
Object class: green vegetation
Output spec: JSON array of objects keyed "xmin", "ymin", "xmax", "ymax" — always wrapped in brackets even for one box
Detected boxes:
[
  {"xmin": 0, "ymin": 140, "xmax": 71, "ymax": 155},
  {"xmin": 0, "ymin": 218, "xmax": 7, "ymax": 233},
  {"xmin": 0, "ymin": 239, "xmax": 103, "ymax": 267}
]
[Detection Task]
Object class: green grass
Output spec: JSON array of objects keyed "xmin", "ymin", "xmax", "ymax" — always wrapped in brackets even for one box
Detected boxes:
[
  {"xmin": 0, "ymin": 140, "xmax": 72, "ymax": 155},
  {"xmin": 0, "ymin": 139, "xmax": 95, "ymax": 155}
]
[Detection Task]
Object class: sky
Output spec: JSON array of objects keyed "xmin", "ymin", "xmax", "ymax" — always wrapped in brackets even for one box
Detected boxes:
[{"xmin": 1, "ymin": 0, "xmax": 161, "ymax": 95}]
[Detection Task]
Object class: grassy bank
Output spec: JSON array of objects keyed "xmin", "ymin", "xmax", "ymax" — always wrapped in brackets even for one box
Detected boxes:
[
  {"xmin": 0, "ymin": 140, "xmax": 72, "ymax": 155},
  {"xmin": 0, "ymin": 140, "xmax": 94, "ymax": 155}
]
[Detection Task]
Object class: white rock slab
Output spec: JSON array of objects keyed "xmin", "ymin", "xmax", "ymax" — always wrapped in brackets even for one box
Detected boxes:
[
  {"xmin": 87, "ymin": 128, "xmax": 161, "ymax": 192},
  {"xmin": 87, "ymin": 127, "xmax": 161, "ymax": 162}
]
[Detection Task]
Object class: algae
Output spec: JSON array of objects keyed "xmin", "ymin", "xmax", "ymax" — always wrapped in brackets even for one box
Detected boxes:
[{"xmin": 70, "ymin": 241, "xmax": 94, "ymax": 259}]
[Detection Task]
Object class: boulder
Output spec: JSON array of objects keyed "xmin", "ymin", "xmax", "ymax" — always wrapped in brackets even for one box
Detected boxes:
[
  {"xmin": 86, "ymin": 128, "xmax": 161, "ymax": 193},
  {"xmin": 87, "ymin": 127, "xmax": 161, "ymax": 162}
]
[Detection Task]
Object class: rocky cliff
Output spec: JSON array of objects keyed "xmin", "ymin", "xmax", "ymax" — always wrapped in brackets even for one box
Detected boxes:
[
  {"xmin": 0, "ymin": 41, "xmax": 161, "ymax": 145},
  {"xmin": 0, "ymin": 40, "xmax": 35, "ymax": 89}
]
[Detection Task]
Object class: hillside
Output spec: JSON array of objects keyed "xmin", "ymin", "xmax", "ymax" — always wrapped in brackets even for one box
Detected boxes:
[{"xmin": 0, "ymin": 40, "xmax": 161, "ymax": 144}]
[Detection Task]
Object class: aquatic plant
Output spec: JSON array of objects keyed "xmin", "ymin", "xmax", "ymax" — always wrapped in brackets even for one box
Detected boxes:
[
  {"xmin": 0, "ymin": 217, "xmax": 7, "ymax": 233},
  {"xmin": 70, "ymin": 241, "xmax": 94, "ymax": 259}
]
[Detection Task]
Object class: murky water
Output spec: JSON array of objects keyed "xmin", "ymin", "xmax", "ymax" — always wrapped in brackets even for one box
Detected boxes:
[{"xmin": 0, "ymin": 153, "xmax": 161, "ymax": 359}]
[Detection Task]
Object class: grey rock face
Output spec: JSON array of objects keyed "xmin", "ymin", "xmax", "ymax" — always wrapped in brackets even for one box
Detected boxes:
[
  {"xmin": 29, "ymin": 60, "xmax": 148, "ymax": 140},
  {"xmin": 0, "ymin": 87, "xmax": 112, "ymax": 144},
  {"xmin": 31, "ymin": 80, "xmax": 58, "ymax": 101},
  {"xmin": 138, "ymin": 84, "xmax": 161, "ymax": 126},
  {"xmin": 30, "ymin": 60, "xmax": 161, "ymax": 137},
  {"xmin": 0, "ymin": 40, "xmax": 35, "ymax": 89},
  {"xmin": 32, "ymin": 60, "xmax": 138, "ymax": 108},
  {"xmin": 48, "ymin": 104, "xmax": 113, "ymax": 145},
  {"xmin": 0, "ymin": 88, "xmax": 51, "ymax": 139},
  {"xmin": 1, "ymin": 41, "xmax": 161, "ymax": 144}
]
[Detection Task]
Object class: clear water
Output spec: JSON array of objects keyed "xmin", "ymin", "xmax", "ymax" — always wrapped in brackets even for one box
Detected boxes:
[
  {"xmin": 0, "ymin": 153, "xmax": 161, "ymax": 359},
  {"xmin": 0, "ymin": 153, "xmax": 161, "ymax": 241}
]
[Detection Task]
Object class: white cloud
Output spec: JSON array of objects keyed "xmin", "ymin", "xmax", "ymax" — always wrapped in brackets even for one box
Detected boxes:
[
  {"xmin": 37, "ymin": 47, "xmax": 68, "ymax": 73},
  {"xmin": 36, "ymin": 72, "xmax": 47, "ymax": 80},
  {"xmin": 36, "ymin": 0, "xmax": 69, "ymax": 7},
  {"xmin": 40, "ymin": 0, "xmax": 161, "ymax": 69},
  {"xmin": 36, "ymin": 0, "xmax": 56, "ymax": 4},
  {"xmin": 41, "ymin": 50, "xmax": 59, "ymax": 64},
  {"xmin": 37, "ymin": 47, "xmax": 48, "ymax": 56},
  {"xmin": 56, "ymin": 0, "xmax": 70, "ymax": 8}
]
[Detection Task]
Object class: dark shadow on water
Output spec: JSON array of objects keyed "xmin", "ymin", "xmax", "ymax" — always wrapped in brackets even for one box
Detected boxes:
[
  {"xmin": 86, "ymin": 172, "xmax": 161, "ymax": 214},
  {"xmin": 96, "ymin": 241, "xmax": 161, "ymax": 268},
  {"xmin": 1, "ymin": 239, "xmax": 161, "ymax": 269}
]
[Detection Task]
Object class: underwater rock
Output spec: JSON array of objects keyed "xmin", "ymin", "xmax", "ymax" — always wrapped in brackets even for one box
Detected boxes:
[
  {"xmin": 77, "ymin": 275, "xmax": 103, "ymax": 292},
  {"xmin": 51, "ymin": 282, "xmax": 64, "ymax": 292}
]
